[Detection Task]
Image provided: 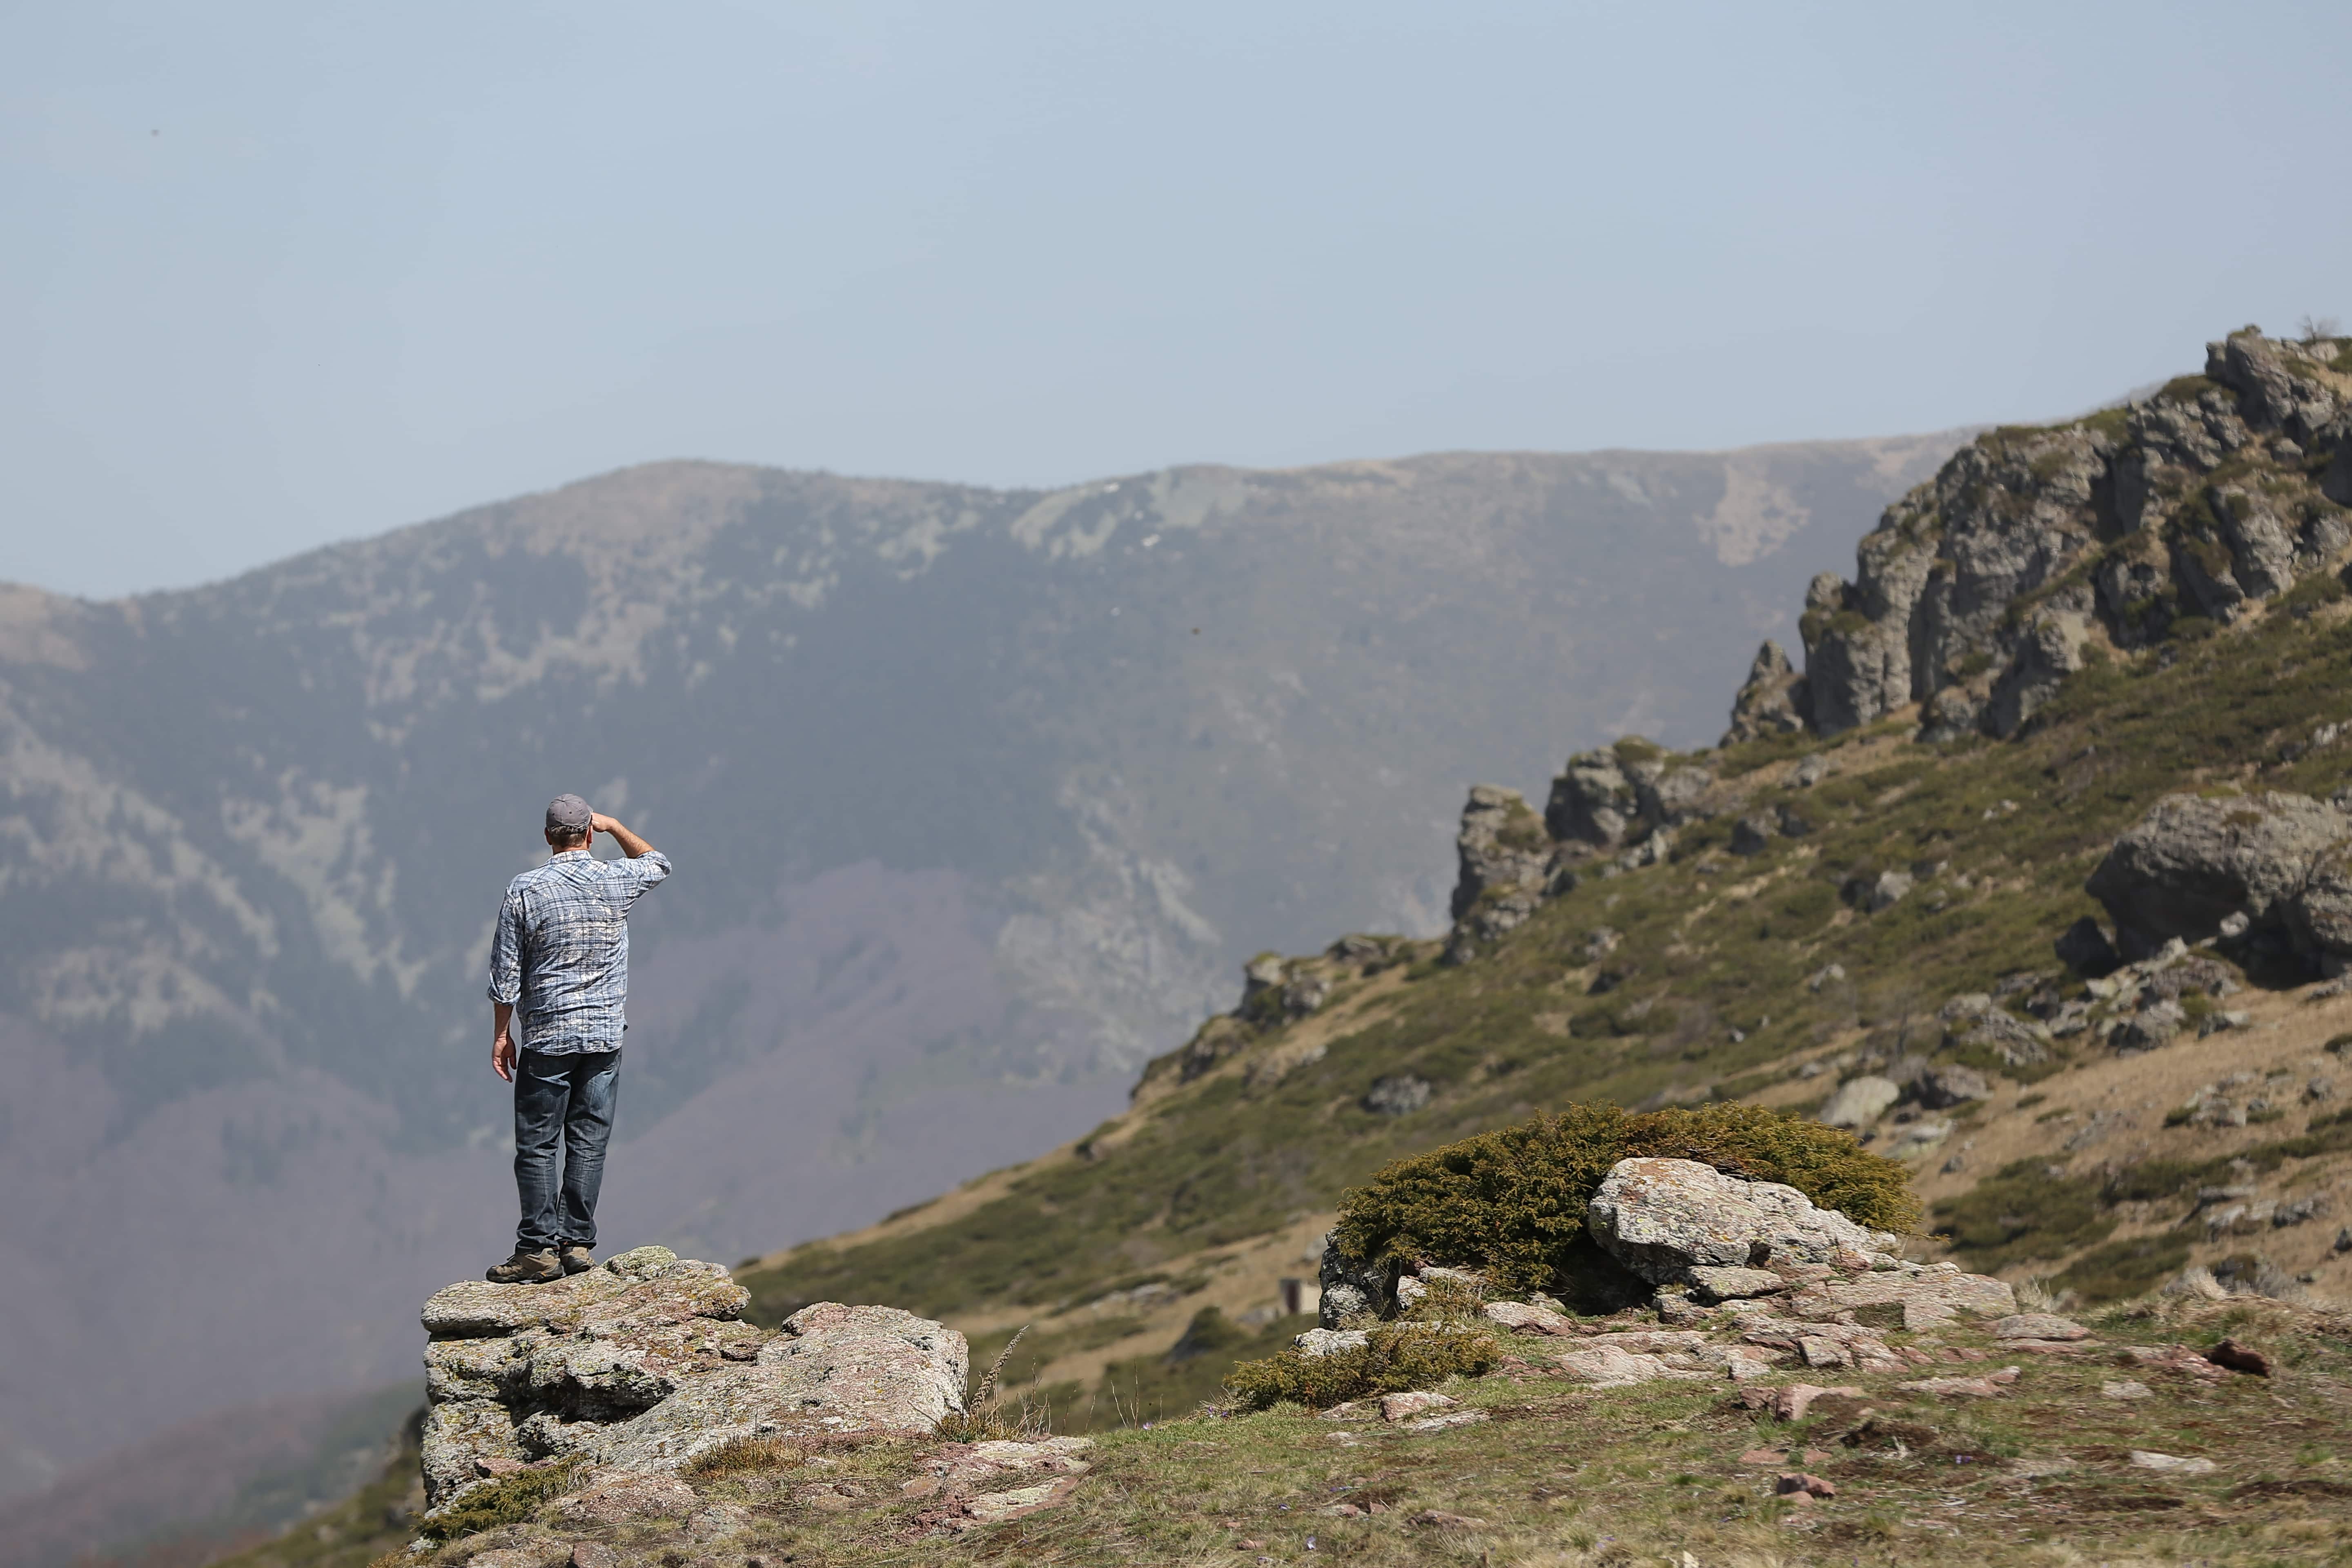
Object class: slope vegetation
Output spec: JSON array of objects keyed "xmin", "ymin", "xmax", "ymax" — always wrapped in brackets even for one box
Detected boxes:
[{"xmin": 737, "ymin": 328, "xmax": 2352, "ymax": 1413}]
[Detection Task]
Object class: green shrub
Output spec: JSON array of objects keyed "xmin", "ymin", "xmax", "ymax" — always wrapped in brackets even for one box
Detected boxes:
[
  {"xmin": 1327, "ymin": 1101, "xmax": 1920, "ymax": 1294},
  {"xmin": 1222, "ymin": 1323, "xmax": 1499, "ymax": 1411},
  {"xmin": 418, "ymin": 1459, "xmax": 581, "ymax": 1541},
  {"xmin": 2054, "ymin": 1235, "xmax": 2191, "ymax": 1302},
  {"xmin": 1933, "ymin": 1160, "xmax": 2111, "ymax": 1271}
]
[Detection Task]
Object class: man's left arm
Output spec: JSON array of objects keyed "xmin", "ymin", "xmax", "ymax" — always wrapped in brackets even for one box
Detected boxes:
[{"xmin": 488, "ymin": 891, "xmax": 524, "ymax": 1082}]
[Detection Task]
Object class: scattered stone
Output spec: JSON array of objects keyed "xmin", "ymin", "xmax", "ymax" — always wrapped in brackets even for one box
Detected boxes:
[
  {"xmin": 2206, "ymin": 1339, "xmax": 2272, "ymax": 1377},
  {"xmin": 1704, "ymin": 1345, "xmax": 1782, "ymax": 1381},
  {"xmin": 1686, "ymin": 1265, "xmax": 1788, "ymax": 1302},
  {"xmin": 1362, "ymin": 1075, "xmax": 1434, "ymax": 1116},
  {"xmin": 2111, "ymin": 999, "xmax": 2188, "ymax": 1053},
  {"xmin": 2130, "ymin": 1451, "xmax": 2217, "ymax": 1475},
  {"xmin": 1807, "ymin": 962, "xmax": 1846, "ymax": 992},
  {"xmin": 1784, "ymin": 1266, "xmax": 2015, "ymax": 1330},
  {"xmin": 1996, "ymin": 1314, "xmax": 2089, "ymax": 1342},
  {"xmin": 2117, "ymin": 1343, "xmax": 2228, "ymax": 1382},
  {"xmin": 1940, "ymin": 993, "xmax": 2054, "ymax": 1067},
  {"xmin": 688, "ymin": 1502, "xmax": 752, "ymax": 1541},
  {"xmin": 1380, "ymin": 1391, "xmax": 1457, "ymax": 1422},
  {"xmin": 1729, "ymin": 813, "xmax": 1778, "ymax": 856},
  {"xmin": 1294, "ymin": 1328, "xmax": 1371, "ymax": 1357},
  {"xmin": 1861, "ymin": 871, "xmax": 1913, "ymax": 912},
  {"xmin": 959, "ymin": 1477, "xmax": 1082, "ymax": 1526},
  {"xmin": 1403, "ymin": 1410, "xmax": 1490, "ymax": 1432},
  {"xmin": 1817, "ymin": 1075, "xmax": 1902, "ymax": 1128},
  {"xmin": 1893, "ymin": 1366, "xmax": 2020, "ymax": 1399},
  {"xmin": 1770, "ymin": 1383, "xmax": 1865, "ymax": 1421},
  {"xmin": 1481, "ymin": 1301, "xmax": 1580, "ymax": 1336},
  {"xmin": 2274, "ymin": 1195, "xmax": 2334, "ymax": 1227},
  {"xmin": 1887, "ymin": 1118, "xmax": 1955, "ymax": 1158},
  {"xmin": 1909, "ymin": 1064, "xmax": 1991, "ymax": 1109},
  {"xmin": 1652, "ymin": 1293, "xmax": 1718, "ymax": 1326},
  {"xmin": 1554, "ymin": 1345, "xmax": 1708, "ymax": 1388},
  {"xmin": 2100, "ymin": 1380, "xmax": 2154, "ymax": 1401}
]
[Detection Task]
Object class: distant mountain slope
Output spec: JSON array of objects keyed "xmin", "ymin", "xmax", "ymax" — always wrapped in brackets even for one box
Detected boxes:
[{"xmin": 0, "ymin": 434, "xmax": 1962, "ymax": 1489}]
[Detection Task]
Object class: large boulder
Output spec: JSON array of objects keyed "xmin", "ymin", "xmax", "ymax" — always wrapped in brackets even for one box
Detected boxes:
[
  {"xmin": 1816, "ymin": 1076, "xmax": 1900, "ymax": 1128},
  {"xmin": 1316, "ymin": 1234, "xmax": 1396, "ymax": 1329},
  {"xmin": 1546, "ymin": 751, "xmax": 1640, "ymax": 847},
  {"xmin": 2086, "ymin": 791, "xmax": 2352, "ymax": 957},
  {"xmin": 1584, "ymin": 1158, "xmax": 1895, "ymax": 1287},
  {"xmin": 415, "ymin": 1249, "xmax": 966, "ymax": 1513}
]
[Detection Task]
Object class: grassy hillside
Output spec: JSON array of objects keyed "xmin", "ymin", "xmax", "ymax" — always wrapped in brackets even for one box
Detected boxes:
[
  {"xmin": 389, "ymin": 1290, "xmax": 2352, "ymax": 1568},
  {"xmin": 738, "ymin": 393, "xmax": 2352, "ymax": 1412}
]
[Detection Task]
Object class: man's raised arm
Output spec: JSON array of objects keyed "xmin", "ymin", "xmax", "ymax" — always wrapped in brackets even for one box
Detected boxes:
[{"xmin": 592, "ymin": 813, "xmax": 658, "ymax": 859}]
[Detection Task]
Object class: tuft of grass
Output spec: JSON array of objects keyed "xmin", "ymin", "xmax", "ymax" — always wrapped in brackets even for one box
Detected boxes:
[
  {"xmin": 1221, "ymin": 1323, "xmax": 1499, "ymax": 1411},
  {"xmin": 937, "ymin": 1323, "xmax": 1044, "ymax": 1441},
  {"xmin": 682, "ymin": 1433, "xmax": 809, "ymax": 1480},
  {"xmin": 415, "ymin": 1459, "xmax": 579, "ymax": 1542}
]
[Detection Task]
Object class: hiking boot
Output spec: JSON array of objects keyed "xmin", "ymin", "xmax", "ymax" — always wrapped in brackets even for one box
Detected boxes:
[
  {"xmin": 558, "ymin": 1243, "xmax": 596, "ymax": 1276},
  {"xmin": 486, "ymin": 1248, "xmax": 562, "ymax": 1284}
]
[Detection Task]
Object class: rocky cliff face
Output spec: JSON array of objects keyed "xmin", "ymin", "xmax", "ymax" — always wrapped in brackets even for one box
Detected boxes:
[{"xmin": 1730, "ymin": 330, "xmax": 2352, "ymax": 744}]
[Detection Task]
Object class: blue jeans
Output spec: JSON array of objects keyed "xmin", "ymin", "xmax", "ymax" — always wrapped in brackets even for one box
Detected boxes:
[{"xmin": 513, "ymin": 1047, "xmax": 621, "ymax": 1252}]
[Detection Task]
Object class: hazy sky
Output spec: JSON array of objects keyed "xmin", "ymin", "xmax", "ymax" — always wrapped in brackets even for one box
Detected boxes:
[{"xmin": 5, "ymin": 2, "xmax": 2348, "ymax": 599}]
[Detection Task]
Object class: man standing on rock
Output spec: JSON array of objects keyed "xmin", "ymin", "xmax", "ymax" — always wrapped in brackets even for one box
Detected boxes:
[{"xmin": 484, "ymin": 794, "xmax": 672, "ymax": 1283}]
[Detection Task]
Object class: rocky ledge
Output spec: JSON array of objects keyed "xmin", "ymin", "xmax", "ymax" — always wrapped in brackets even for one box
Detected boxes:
[
  {"xmin": 419, "ymin": 1247, "xmax": 967, "ymax": 1516},
  {"xmin": 1319, "ymin": 1156, "xmax": 2017, "ymax": 1362}
]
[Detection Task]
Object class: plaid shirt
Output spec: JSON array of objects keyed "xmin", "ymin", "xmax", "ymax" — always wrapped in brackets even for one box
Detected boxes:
[{"xmin": 488, "ymin": 849, "xmax": 673, "ymax": 1054}]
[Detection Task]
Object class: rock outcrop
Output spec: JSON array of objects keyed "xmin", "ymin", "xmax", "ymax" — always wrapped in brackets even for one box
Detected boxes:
[
  {"xmin": 1787, "ymin": 329, "xmax": 2352, "ymax": 741},
  {"xmin": 1722, "ymin": 641, "xmax": 1809, "ymax": 745},
  {"xmin": 2087, "ymin": 789, "xmax": 2352, "ymax": 967},
  {"xmin": 1445, "ymin": 785, "xmax": 1564, "ymax": 958},
  {"xmin": 1441, "ymin": 741, "xmax": 1722, "ymax": 960},
  {"xmin": 417, "ymin": 1247, "xmax": 965, "ymax": 1514}
]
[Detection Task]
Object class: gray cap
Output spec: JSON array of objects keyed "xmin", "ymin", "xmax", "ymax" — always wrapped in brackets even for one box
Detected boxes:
[{"xmin": 545, "ymin": 793, "xmax": 594, "ymax": 835}]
